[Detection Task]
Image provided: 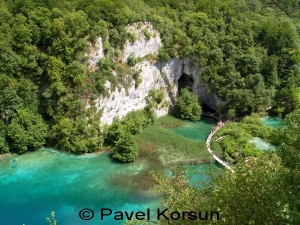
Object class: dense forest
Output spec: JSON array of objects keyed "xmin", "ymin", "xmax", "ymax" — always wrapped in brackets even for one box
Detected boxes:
[
  {"xmin": 0, "ymin": 0, "xmax": 300, "ymax": 156},
  {"xmin": 1, "ymin": 0, "xmax": 300, "ymax": 224}
]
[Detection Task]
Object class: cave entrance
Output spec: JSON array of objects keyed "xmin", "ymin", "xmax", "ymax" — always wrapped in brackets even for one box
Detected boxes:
[
  {"xmin": 202, "ymin": 104, "xmax": 216, "ymax": 114},
  {"xmin": 178, "ymin": 73, "xmax": 194, "ymax": 91}
]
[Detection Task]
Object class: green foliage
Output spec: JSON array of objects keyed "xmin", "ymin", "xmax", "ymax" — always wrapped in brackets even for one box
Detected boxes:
[
  {"xmin": 158, "ymin": 48, "xmax": 171, "ymax": 61},
  {"xmin": 147, "ymin": 88, "xmax": 165, "ymax": 106},
  {"xmin": 215, "ymin": 114, "xmax": 273, "ymax": 162},
  {"xmin": 0, "ymin": 120, "xmax": 9, "ymax": 153},
  {"xmin": 142, "ymin": 28, "xmax": 151, "ymax": 40},
  {"xmin": 104, "ymin": 108, "xmax": 155, "ymax": 146},
  {"xmin": 1, "ymin": 0, "xmax": 300, "ymax": 155},
  {"xmin": 127, "ymin": 53, "xmax": 138, "ymax": 67},
  {"xmin": 136, "ymin": 120, "xmax": 212, "ymax": 166},
  {"xmin": 174, "ymin": 88, "xmax": 202, "ymax": 121},
  {"xmin": 275, "ymin": 110, "xmax": 300, "ymax": 221},
  {"xmin": 146, "ymin": 0, "xmax": 300, "ymax": 116},
  {"xmin": 132, "ymin": 70, "xmax": 142, "ymax": 88},
  {"xmin": 112, "ymin": 133, "xmax": 139, "ymax": 163},
  {"xmin": 205, "ymin": 155, "xmax": 290, "ymax": 225},
  {"xmin": 49, "ymin": 109, "xmax": 103, "ymax": 153},
  {"xmin": 154, "ymin": 154, "xmax": 291, "ymax": 225},
  {"xmin": 7, "ymin": 110, "xmax": 48, "ymax": 153}
]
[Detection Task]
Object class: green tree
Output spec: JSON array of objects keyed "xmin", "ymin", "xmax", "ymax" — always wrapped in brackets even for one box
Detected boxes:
[
  {"xmin": 154, "ymin": 154, "xmax": 291, "ymax": 225},
  {"xmin": 103, "ymin": 118, "xmax": 124, "ymax": 146},
  {"xmin": 174, "ymin": 88, "xmax": 202, "ymax": 121},
  {"xmin": 0, "ymin": 120, "xmax": 9, "ymax": 153},
  {"xmin": 11, "ymin": 14, "xmax": 32, "ymax": 50},
  {"xmin": 7, "ymin": 110, "xmax": 48, "ymax": 153},
  {"xmin": 227, "ymin": 108, "xmax": 236, "ymax": 119},
  {"xmin": 112, "ymin": 133, "xmax": 139, "ymax": 163},
  {"xmin": 275, "ymin": 110, "xmax": 300, "ymax": 222}
]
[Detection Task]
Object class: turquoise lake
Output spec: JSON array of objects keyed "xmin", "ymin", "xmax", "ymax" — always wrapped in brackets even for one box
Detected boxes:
[
  {"xmin": 170, "ymin": 116, "xmax": 217, "ymax": 140},
  {"xmin": 184, "ymin": 163, "xmax": 220, "ymax": 186},
  {"xmin": 169, "ymin": 115, "xmax": 220, "ymax": 185},
  {"xmin": 0, "ymin": 116, "xmax": 218, "ymax": 225},
  {"xmin": 249, "ymin": 117, "xmax": 284, "ymax": 151},
  {"xmin": 249, "ymin": 137, "xmax": 276, "ymax": 151},
  {"xmin": 261, "ymin": 117, "xmax": 285, "ymax": 128},
  {"xmin": 0, "ymin": 150, "xmax": 160, "ymax": 225}
]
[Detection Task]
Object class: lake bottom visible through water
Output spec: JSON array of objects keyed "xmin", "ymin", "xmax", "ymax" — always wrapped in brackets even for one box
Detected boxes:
[
  {"xmin": 0, "ymin": 150, "xmax": 161, "ymax": 225},
  {"xmin": 0, "ymin": 116, "xmax": 219, "ymax": 225}
]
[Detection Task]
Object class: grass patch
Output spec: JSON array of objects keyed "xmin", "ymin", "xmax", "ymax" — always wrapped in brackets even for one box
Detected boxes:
[
  {"xmin": 136, "ymin": 124, "xmax": 214, "ymax": 167},
  {"xmin": 155, "ymin": 115, "xmax": 185, "ymax": 128},
  {"xmin": 117, "ymin": 114, "xmax": 219, "ymax": 190}
]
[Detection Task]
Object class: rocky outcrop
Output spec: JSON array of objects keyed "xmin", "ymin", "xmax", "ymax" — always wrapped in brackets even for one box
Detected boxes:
[
  {"xmin": 122, "ymin": 23, "xmax": 162, "ymax": 62},
  {"xmin": 86, "ymin": 36, "xmax": 104, "ymax": 69},
  {"xmin": 87, "ymin": 23, "xmax": 226, "ymax": 125}
]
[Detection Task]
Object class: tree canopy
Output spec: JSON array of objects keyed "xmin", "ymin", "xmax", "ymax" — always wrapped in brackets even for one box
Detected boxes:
[
  {"xmin": 112, "ymin": 133, "xmax": 139, "ymax": 163},
  {"xmin": 174, "ymin": 88, "xmax": 202, "ymax": 121},
  {"xmin": 0, "ymin": 0, "xmax": 299, "ymax": 153}
]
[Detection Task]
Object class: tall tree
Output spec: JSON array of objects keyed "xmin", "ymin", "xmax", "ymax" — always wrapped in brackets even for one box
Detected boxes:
[
  {"xmin": 113, "ymin": 133, "xmax": 139, "ymax": 163},
  {"xmin": 174, "ymin": 88, "xmax": 202, "ymax": 121},
  {"xmin": 7, "ymin": 109, "xmax": 48, "ymax": 153}
]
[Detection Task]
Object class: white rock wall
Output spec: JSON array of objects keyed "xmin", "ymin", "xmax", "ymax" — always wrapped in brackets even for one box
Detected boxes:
[
  {"xmin": 123, "ymin": 23, "xmax": 162, "ymax": 62},
  {"xmin": 94, "ymin": 59, "xmax": 180, "ymax": 125},
  {"xmin": 86, "ymin": 36, "xmax": 104, "ymax": 69},
  {"xmin": 88, "ymin": 24, "xmax": 225, "ymax": 125}
]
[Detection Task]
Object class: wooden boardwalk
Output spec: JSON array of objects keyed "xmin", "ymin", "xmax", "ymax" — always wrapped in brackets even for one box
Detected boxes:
[{"xmin": 202, "ymin": 113, "xmax": 234, "ymax": 173}]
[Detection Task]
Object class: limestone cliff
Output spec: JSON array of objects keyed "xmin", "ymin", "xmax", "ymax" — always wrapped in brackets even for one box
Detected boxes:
[{"xmin": 87, "ymin": 23, "xmax": 225, "ymax": 125}]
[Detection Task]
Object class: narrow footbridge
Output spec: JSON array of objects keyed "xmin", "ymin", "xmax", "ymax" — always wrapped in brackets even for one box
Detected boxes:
[{"xmin": 202, "ymin": 113, "xmax": 234, "ymax": 173}]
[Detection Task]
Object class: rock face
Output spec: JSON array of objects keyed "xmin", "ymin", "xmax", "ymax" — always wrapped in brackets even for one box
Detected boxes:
[
  {"xmin": 87, "ymin": 24, "xmax": 225, "ymax": 125},
  {"xmin": 122, "ymin": 23, "xmax": 162, "ymax": 62},
  {"xmin": 86, "ymin": 36, "xmax": 104, "ymax": 69}
]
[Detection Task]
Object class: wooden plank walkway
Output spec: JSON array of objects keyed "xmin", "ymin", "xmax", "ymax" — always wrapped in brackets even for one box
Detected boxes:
[{"xmin": 202, "ymin": 113, "xmax": 234, "ymax": 173}]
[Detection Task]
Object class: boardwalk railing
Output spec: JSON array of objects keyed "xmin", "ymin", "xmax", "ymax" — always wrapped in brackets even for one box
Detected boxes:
[
  {"xmin": 203, "ymin": 113, "xmax": 234, "ymax": 173},
  {"xmin": 202, "ymin": 112, "xmax": 222, "ymax": 121}
]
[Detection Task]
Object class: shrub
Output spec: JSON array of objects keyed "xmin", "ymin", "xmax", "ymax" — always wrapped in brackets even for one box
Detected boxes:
[
  {"xmin": 142, "ymin": 28, "xmax": 151, "ymax": 40},
  {"xmin": 174, "ymin": 88, "xmax": 202, "ymax": 121},
  {"xmin": 127, "ymin": 53, "xmax": 138, "ymax": 67},
  {"xmin": 113, "ymin": 133, "xmax": 139, "ymax": 163}
]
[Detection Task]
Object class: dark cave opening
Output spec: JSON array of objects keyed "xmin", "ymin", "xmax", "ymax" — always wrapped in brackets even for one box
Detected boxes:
[
  {"xmin": 202, "ymin": 104, "xmax": 216, "ymax": 114},
  {"xmin": 178, "ymin": 73, "xmax": 194, "ymax": 91}
]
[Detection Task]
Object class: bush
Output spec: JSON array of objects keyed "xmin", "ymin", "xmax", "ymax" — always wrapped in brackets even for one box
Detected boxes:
[
  {"xmin": 142, "ymin": 28, "xmax": 151, "ymax": 40},
  {"xmin": 113, "ymin": 133, "xmax": 139, "ymax": 163},
  {"xmin": 148, "ymin": 89, "xmax": 165, "ymax": 105},
  {"xmin": 127, "ymin": 53, "xmax": 138, "ymax": 67},
  {"xmin": 174, "ymin": 88, "xmax": 202, "ymax": 121}
]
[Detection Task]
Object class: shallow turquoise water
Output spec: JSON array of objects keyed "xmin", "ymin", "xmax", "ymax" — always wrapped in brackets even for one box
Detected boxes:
[
  {"xmin": 168, "ymin": 116, "xmax": 221, "ymax": 184},
  {"xmin": 184, "ymin": 163, "xmax": 220, "ymax": 186},
  {"xmin": 170, "ymin": 116, "xmax": 217, "ymax": 141},
  {"xmin": 0, "ymin": 116, "xmax": 219, "ymax": 225},
  {"xmin": 261, "ymin": 117, "xmax": 285, "ymax": 128},
  {"xmin": 0, "ymin": 149, "xmax": 160, "ymax": 225},
  {"xmin": 249, "ymin": 137, "xmax": 276, "ymax": 151}
]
